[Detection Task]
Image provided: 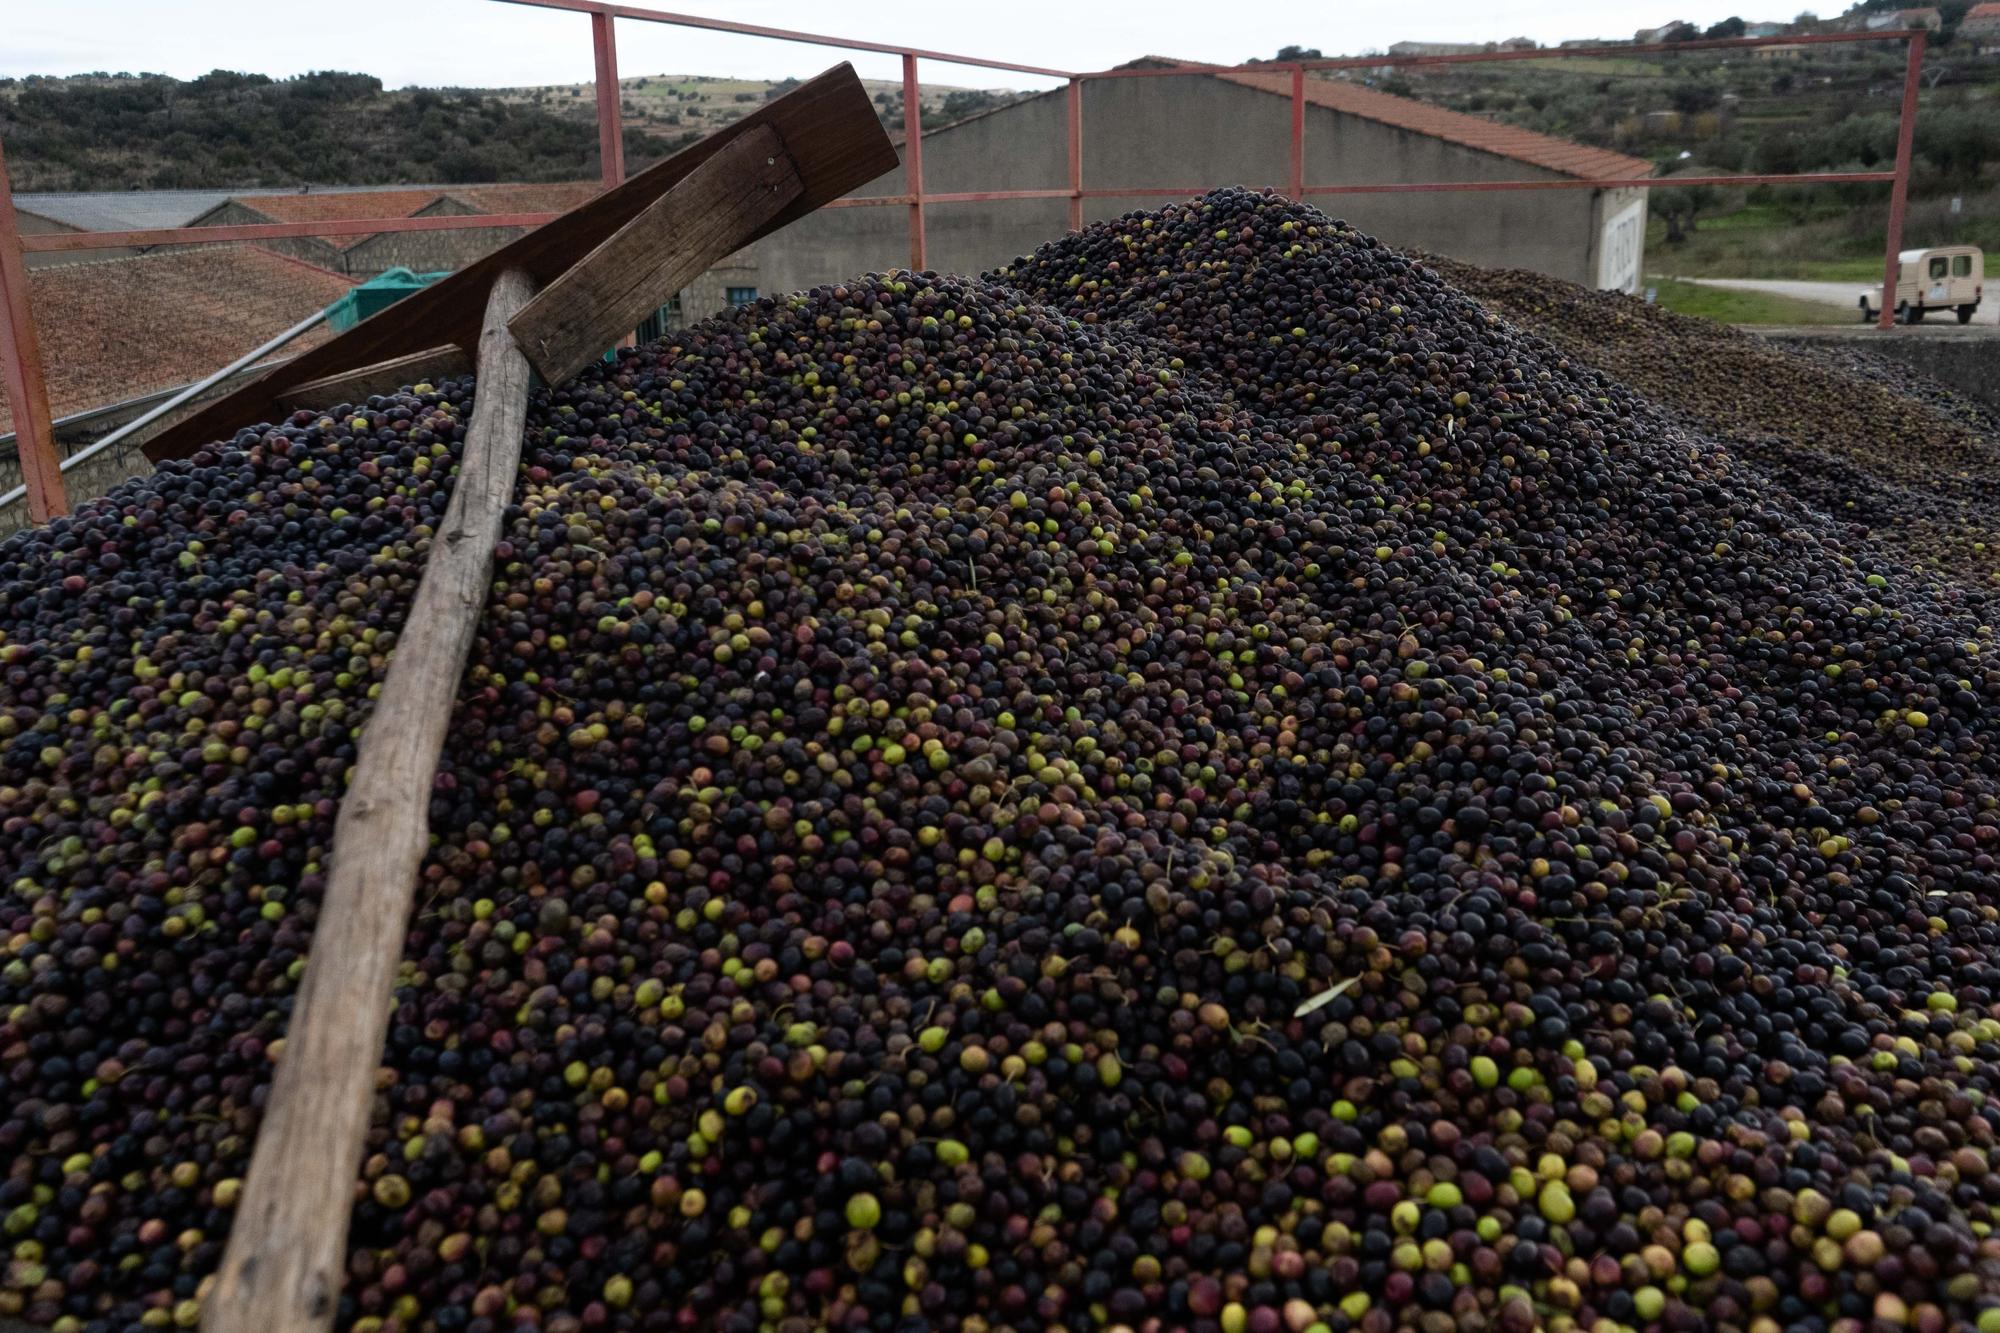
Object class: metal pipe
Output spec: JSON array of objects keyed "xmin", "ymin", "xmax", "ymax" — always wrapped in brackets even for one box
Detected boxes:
[
  {"xmin": 0, "ymin": 357, "xmax": 302, "ymax": 451},
  {"xmin": 903, "ymin": 54, "xmax": 926, "ymax": 271},
  {"xmin": 1074, "ymin": 29, "xmax": 1921, "ymax": 78},
  {"xmin": 591, "ymin": 9, "xmax": 634, "ymax": 350},
  {"xmin": 1301, "ymin": 171, "xmax": 1890, "ymax": 193},
  {"xmin": 493, "ymin": 0, "xmax": 1075, "ymax": 78},
  {"xmin": 1878, "ymin": 32, "xmax": 1925, "ymax": 330},
  {"xmin": 21, "ymin": 168, "xmax": 1901, "ymax": 250},
  {"xmin": 0, "ymin": 137, "xmax": 66, "ymax": 521},
  {"xmin": 751, "ymin": 171, "xmax": 1895, "ymax": 208},
  {"xmin": 1066, "ymin": 79, "xmax": 1083, "ymax": 233},
  {"xmin": 0, "ymin": 306, "xmax": 330, "ymax": 517},
  {"xmin": 592, "ymin": 11, "xmax": 627, "ymax": 189},
  {"xmin": 20, "ymin": 211, "xmax": 563, "ymax": 254},
  {"xmin": 1288, "ymin": 66, "xmax": 1306, "ymax": 201}
]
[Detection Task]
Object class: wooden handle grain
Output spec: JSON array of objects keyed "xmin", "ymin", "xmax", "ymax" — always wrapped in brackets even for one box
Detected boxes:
[{"xmin": 202, "ymin": 266, "xmax": 537, "ymax": 1333}]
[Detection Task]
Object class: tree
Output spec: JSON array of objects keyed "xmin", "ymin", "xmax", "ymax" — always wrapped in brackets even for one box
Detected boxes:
[
  {"xmin": 1670, "ymin": 79, "xmax": 1721, "ymax": 113},
  {"xmin": 1704, "ymin": 16, "xmax": 1748, "ymax": 37},
  {"xmin": 1651, "ymin": 165, "xmax": 1745, "ymax": 242},
  {"xmin": 1273, "ymin": 45, "xmax": 1324, "ymax": 61},
  {"xmin": 940, "ymin": 90, "xmax": 1007, "ymax": 120},
  {"xmin": 1664, "ymin": 21, "xmax": 1702, "ymax": 40}
]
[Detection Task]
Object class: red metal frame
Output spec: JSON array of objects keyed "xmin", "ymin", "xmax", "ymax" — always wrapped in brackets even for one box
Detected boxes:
[
  {"xmin": 1880, "ymin": 31, "xmax": 1926, "ymax": 330},
  {"xmin": 18, "ymin": 212, "xmax": 563, "ymax": 254},
  {"xmin": 1076, "ymin": 29, "xmax": 1918, "ymax": 76},
  {"xmin": 0, "ymin": 7, "xmax": 1933, "ymax": 520},
  {"xmin": 492, "ymin": 0, "xmax": 1072, "ymax": 78},
  {"xmin": 592, "ymin": 11, "xmax": 626, "ymax": 189},
  {"xmin": 1288, "ymin": 67, "xmax": 1306, "ymax": 201},
  {"xmin": 0, "ymin": 138, "xmax": 64, "ymax": 522},
  {"xmin": 903, "ymin": 54, "xmax": 925, "ymax": 270},
  {"xmin": 1066, "ymin": 79, "xmax": 1083, "ymax": 233}
]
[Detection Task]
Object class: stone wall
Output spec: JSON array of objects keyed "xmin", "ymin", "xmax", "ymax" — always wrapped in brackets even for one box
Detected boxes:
[
  {"xmin": 1769, "ymin": 327, "xmax": 2000, "ymax": 410},
  {"xmin": 192, "ymin": 201, "xmax": 346, "ymax": 271},
  {"xmin": 338, "ymin": 200, "xmax": 510, "ymax": 279}
]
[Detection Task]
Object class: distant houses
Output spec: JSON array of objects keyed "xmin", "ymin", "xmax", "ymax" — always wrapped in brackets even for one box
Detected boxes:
[
  {"xmin": 1383, "ymin": 17, "xmax": 1826, "ymax": 59},
  {"xmin": 1962, "ymin": 1, "xmax": 2000, "ymax": 51},
  {"xmin": 1864, "ymin": 7, "xmax": 1941, "ymax": 30},
  {"xmin": 1383, "ymin": 36, "xmax": 1540, "ymax": 57},
  {"xmin": 1386, "ymin": 41, "xmax": 1492, "ymax": 57},
  {"xmin": 181, "ymin": 183, "xmax": 599, "ymax": 279}
]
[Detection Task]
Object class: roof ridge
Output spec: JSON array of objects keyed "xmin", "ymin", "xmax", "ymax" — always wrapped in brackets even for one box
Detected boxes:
[
  {"xmin": 1216, "ymin": 67, "xmax": 1654, "ymax": 181},
  {"xmin": 241, "ymin": 244, "xmax": 355, "ymax": 284},
  {"xmin": 1130, "ymin": 55, "xmax": 1651, "ymax": 182}
]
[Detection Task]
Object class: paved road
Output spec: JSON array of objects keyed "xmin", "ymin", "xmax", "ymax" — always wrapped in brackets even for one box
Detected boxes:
[{"xmin": 1676, "ymin": 276, "xmax": 1999, "ymax": 325}]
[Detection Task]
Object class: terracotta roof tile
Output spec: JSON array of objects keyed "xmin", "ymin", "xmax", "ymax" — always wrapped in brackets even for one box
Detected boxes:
[
  {"xmin": 202, "ymin": 183, "xmax": 599, "ymax": 250},
  {"xmin": 223, "ymin": 188, "xmax": 455, "ymax": 249},
  {"xmin": 1135, "ymin": 59, "xmax": 1653, "ymax": 181},
  {"xmin": 1964, "ymin": 1, "xmax": 2000, "ymax": 18},
  {"xmin": 450, "ymin": 182, "xmax": 601, "ymax": 215},
  {"xmin": 0, "ymin": 246, "xmax": 351, "ymax": 435}
]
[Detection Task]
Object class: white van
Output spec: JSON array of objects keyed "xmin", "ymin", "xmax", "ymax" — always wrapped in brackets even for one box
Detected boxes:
[{"xmin": 1858, "ymin": 245, "xmax": 1983, "ymax": 324}]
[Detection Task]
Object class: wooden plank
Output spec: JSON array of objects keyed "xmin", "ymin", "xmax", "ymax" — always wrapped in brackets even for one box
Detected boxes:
[
  {"xmin": 510, "ymin": 125, "xmax": 800, "ymax": 385},
  {"xmin": 200, "ymin": 270, "xmax": 539, "ymax": 1333},
  {"xmin": 145, "ymin": 63, "xmax": 896, "ymax": 463},
  {"xmin": 281, "ymin": 345, "xmax": 473, "ymax": 411}
]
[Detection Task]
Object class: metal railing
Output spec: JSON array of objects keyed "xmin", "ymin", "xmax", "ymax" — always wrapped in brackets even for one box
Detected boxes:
[{"xmin": 0, "ymin": 5, "xmax": 1930, "ymax": 524}]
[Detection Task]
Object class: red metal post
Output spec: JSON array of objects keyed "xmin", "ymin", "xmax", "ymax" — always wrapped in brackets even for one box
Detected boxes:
[
  {"xmin": 592, "ymin": 11, "xmax": 626, "ymax": 189},
  {"xmin": 1878, "ymin": 31, "xmax": 1924, "ymax": 330},
  {"xmin": 0, "ymin": 138, "xmax": 65, "ymax": 523},
  {"xmin": 1288, "ymin": 66, "xmax": 1305, "ymax": 200},
  {"xmin": 1066, "ymin": 79, "xmax": 1083, "ymax": 233},
  {"xmin": 903, "ymin": 54, "xmax": 925, "ymax": 271}
]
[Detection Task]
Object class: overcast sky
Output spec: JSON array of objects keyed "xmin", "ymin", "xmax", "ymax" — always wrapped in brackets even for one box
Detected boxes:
[{"xmin": 7, "ymin": 0, "xmax": 1817, "ymax": 92}]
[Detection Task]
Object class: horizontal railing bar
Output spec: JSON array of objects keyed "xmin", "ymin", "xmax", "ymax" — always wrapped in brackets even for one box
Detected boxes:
[
  {"xmin": 492, "ymin": 0, "xmax": 1076, "ymax": 78},
  {"xmin": 1076, "ymin": 30, "xmax": 1923, "ymax": 79},
  {"xmin": 1301, "ymin": 171, "xmax": 1893, "ymax": 193},
  {"xmin": 19, "ymin": 212, "xmax": 566, "ymax": 253},
  {"xmin": 19, "ymin": 168, "xmax": 1893, "ymax": 256}
]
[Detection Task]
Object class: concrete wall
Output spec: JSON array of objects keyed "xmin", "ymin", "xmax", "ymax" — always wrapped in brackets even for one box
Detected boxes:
[
  {"xmin": 753, "ymin": 76, "xmax": 1632, "ymax": 308},
  {"xmin": 1771, "ymin": 327, "xmax": 2000, "ymax": 410},
  {"xmin": 16, "ymin": 211, "xmax": 135, "ymax": 269}
]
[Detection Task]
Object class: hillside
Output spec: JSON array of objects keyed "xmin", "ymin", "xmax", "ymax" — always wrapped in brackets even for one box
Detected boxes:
[
  {"xmin": 0, "ymin": 69, "xmax": 1021, "ymax": 195},
  {"xmin": 1250, "ymin": 14, "xmax": 2000, "ymax": 275},
  {"xmin": 0, "ymin": 70, "xmax": 698, "ymax": 192},
  {"xmin": 484, "ymin": 72, "xmax": 1020, "ymax": 139}
]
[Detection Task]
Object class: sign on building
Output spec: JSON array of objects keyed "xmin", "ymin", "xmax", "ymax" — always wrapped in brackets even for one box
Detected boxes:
[{"xmin": 1597, "ymin": 197, "xmax": 1646, "ymax": 294}]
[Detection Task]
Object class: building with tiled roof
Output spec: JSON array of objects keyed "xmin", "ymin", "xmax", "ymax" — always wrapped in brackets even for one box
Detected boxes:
[
  {"xmin": 183, "ymin": 182, "xmax": 603, "ymax": 279},
  {"xmin": 0, "ymin": 246, "xmax": 350, "ymax": 436},
  {"xmin": 1962, "ymin": 0, "xmax": 2000, "ymax": 48},
  {"xmin": 757, "ymin": 54, "xmax": 1654, "ymax": 300},
  {"xmin": 1212, "ymin": 66, "xmax": 1652, "ymax": 183}
]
